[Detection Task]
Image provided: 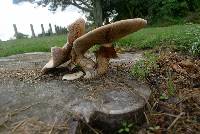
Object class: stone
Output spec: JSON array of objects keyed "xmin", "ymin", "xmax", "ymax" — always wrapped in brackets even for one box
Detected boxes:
[{"xmin": 0, "ymin": 52, "xmax": 151, "ymax": 133}]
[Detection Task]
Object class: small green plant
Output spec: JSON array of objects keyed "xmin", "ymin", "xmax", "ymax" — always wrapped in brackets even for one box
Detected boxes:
[
  {"xmin": 190, "ymin": 41, "xmax": 200, "ymax": 56},
  {"xmin": 167, "ymin": 72, "xmax": 176, "ymax": 96},
  {"xmin": 118, "ymin": 122, "xmax": 134, "ymax": 133},
  {"xmin": 131, "ymin": 52, "xmax": 158, "ymax": 80},
  {"xmin": 159, "ymin": 93, "xmax": 169, "ymax": 100},
  {"xmin": 131, "ymin": 60, "xmax": 147, "ymax": 79},
  {"xmin": 148, "ymin": 126, "xmax": 160, "ymax": 133}
]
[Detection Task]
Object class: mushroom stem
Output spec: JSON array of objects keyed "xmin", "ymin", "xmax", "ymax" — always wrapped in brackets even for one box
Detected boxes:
[
  {"xmin": 96, "ymin": 45, "xmax": 116, "ymax": 75},
  {"xmin": 96, "ymin": 52, "xmax": 110, "ymax": 76},
  {"xmin": 81, "ymin": 44, "xmax": 116, "ymax": 79}
]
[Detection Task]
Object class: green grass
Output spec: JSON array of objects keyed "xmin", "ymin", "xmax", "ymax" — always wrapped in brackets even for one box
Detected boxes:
[
  {"xmin": 0, "ymin": 35, "xmax": 67, "ymax": 57},
  {"xmin": 131, "ymin": 52, "xmax": 158, "ymax": 80},
  {"xmin": 0, "ymin": 24, "xmax": 200, "ymax": 57},
  {"xmin": 116, "ymin": 24, "xmax": 200, "ymax": 56}
]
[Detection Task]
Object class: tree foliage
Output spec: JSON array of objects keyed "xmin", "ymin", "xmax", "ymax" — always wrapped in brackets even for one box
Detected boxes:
[
  {"xmin": 108, "ymin": 0, "xmax": 200, "ymax": 24},
  {"xmin": 14, "ymin": 0, "xmax": 200, "ymax": 25}
]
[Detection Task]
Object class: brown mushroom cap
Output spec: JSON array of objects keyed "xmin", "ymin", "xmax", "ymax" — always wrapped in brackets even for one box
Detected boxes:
[
  {"xmin": 41, "ymin": 18, "xmax": 86, "ymax": 73},
  {"xmin": 73, "ymin": 18, "xmax": 147, "ymax": 55},
  {"xmin": 67, "ymin": 18, "xmax": 85, "ymax": 45}
]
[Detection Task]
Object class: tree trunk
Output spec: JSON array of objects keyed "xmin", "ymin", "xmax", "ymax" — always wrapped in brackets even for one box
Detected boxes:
[{"xmin": 93, "ymin": 0, "xmax": 103, "ymax": 27}]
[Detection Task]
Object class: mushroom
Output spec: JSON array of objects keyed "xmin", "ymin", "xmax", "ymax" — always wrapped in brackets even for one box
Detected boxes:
[
  {"xmin": 41, "ymin": 18, "xmax": 85, "ymax": 73},
  {"xmin": 71, "ymin": 18, "xmax": 147, "ymax": 78}
]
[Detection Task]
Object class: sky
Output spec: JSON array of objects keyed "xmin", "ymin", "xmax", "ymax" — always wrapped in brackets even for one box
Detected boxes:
[{"xmin": 0, "ymin": 0, "xmax": 85, "ymax": 41}]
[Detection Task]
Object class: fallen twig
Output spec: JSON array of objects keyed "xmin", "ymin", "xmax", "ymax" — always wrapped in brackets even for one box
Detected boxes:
[
  {"xmin": 0, "ymin": 102, "xmax": 40, "ymax": 128},
  {"xmin": 11, "ymin": 102, "xmax": 40, "ymax": 116},
  {"xmin": 49, "ymin": 118, "xmax": 56, "ymax": 134},
  {"xmin": 12, "ymin": 118, "xmax": 27, "ymax": 132},
  {"xmin": 167, "ymin": 112, "xmax": 185, "ymax": 130},
  {"xmin": 150, "ymin": 101, "xmax": 158, "ymax": 112},
  {"xmin": 144, "ymin": 112, "xmax": 150, "ymax": 125},
  {"xmin": 152, "ymin": 112, "xmax": 178, "ymax": 118}
]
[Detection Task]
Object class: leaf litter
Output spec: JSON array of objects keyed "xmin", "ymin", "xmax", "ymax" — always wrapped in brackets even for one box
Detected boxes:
[{"xmin": 143, "ymin": 51, "xmax": 200, "ymax": 134}]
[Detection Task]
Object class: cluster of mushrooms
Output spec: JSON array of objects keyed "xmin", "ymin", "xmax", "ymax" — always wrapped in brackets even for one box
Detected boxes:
[{"xmin": 41, "ymin": 18, "xmax": 147, "ymax": 80}]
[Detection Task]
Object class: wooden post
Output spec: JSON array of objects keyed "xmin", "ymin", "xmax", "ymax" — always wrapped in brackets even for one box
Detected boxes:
[
  {"xmin": 13, "ymin": 24, "xmax": 18, "ymax": 36},
  {"xmin": 41, "ymin": 24, "xmax": 45, "ymax": 36},
  {"xmin": 55, "ymin": 25, "xmax": 60, "ymax": 34},
  {"xmin": 54, "ymin": 25, "xmax": 58, "ymax": 34},
  {"xmin": 30, "ymin": 24, "xmax": 36, "ymax": 38},
  {"xmin": 58, "ymin": 26, "xmax": 61, "ymax": 34},
  {"xmin": 49, "ymin": 23, "xmax": 53, "ymax": 35}
]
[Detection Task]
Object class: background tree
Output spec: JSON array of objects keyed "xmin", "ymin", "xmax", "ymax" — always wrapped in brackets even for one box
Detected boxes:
[
  {"xmin": 109, "ymin": 0, "xmax": 200, "ymax": 25},
  {"xmin": 14, "ymin": 0, "xmax": 200, "ymax": 26},
  {"xmin": 13, "ymin": 0, "xmax": 103, "ymax": 26}
]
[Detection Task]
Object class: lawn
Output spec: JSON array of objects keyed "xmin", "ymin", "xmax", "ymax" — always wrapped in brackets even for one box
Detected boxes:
[
  {"xmin": 0, "ymin": 24, "xmax": 200, "ymax": 57},
  {"xmin": 116, "ymin": 24, "xmax": 200, "ymax": 56},
  {"xmin": 0, "ymin": 35, "xmax": 67, "ymax": 57}
]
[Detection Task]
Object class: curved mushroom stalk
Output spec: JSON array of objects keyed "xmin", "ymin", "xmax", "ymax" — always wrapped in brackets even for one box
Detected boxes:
[
  {"xmin": 41, "ymin": 44, "xmax": 72, "ymax": 73},
  {"xmin": 74, "ymin": 55, "xmax": 96, "ymax": 79},
  {"xmin": 96, "ymin": 44, "xmax": 117, "ymax": 75},
  {"xmin": 41, "ymin": 18, "xmax": 85, "ymax": 73},
  {"xmin": 72, "ymin": 18, "xmax": 147, "ymax": 78},
  {"xmin": 83, "ymin": 44, "xmax": 117, "ymax": 79}
]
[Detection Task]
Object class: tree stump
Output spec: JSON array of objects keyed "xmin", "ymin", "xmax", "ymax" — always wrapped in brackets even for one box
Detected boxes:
[{"xmin": 0, "ymin": 52, "xmax": 151, "ymax": 133}]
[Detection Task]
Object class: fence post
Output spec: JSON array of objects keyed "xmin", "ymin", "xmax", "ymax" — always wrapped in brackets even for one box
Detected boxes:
[
  {"xmin": 55, "ymin": 25, "xmax": 58, "ymax": 34},
  {"xmin": 41, "ymin": 24, "xmax": 45, "ymax": 36},
  {"xmin": 30, "ymin": 24, "xmax": 36, "ymax": 38},
  {"xmin": 13, "ymin": 24, "xmax": 18, "ymax": 36},
  {"xmin": 57, "ymin": 26, "xmax": 60, "ymax": 34},
  {"xmin": 49, "ymin": 23, "xmax": 53, "ymax": 35}
]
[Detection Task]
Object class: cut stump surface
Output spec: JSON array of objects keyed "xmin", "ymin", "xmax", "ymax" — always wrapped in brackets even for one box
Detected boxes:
[{"xmin": 0, "ymin": 52, "xmax": 151, "ymax": 133}]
